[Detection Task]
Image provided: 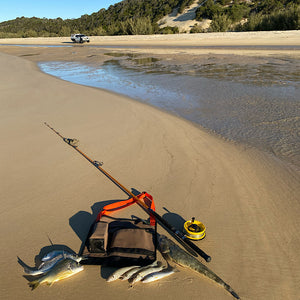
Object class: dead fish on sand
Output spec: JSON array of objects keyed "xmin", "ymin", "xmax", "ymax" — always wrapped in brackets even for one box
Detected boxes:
[
  {"xmin": 41, "ymin": 250, "xmax": 81, "ymax": 262},
  {"xmin": 128, "ymin": 261, "xmax": 165, "ymax": 284},
  {"xmin": 120, "ymin": 261, "xmax": 160, "ymax": 281},
  {"xmin": 141, "ymin": 266, "xmax": 176, "ymax": 283},
  {"xmin": 21, "ymin": 254, "xmax": 65, "ymax": 276},
  {"xmin": 20, "ymin": 251, "xmax": 82, "ymax": 276},
  {"xmin": 28, "ymin": 258, "xmax": 83, "ymax": 290},
  {"xmin": 158, "ymin": 235, "xmax": 240, "ymax": 299},
  {"xmin": 106, "ymin": 265, "xmax": 141, "ymax": 282}
]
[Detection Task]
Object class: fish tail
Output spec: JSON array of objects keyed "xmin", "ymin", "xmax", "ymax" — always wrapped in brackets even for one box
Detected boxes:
[
  {"xmin": 213, "ymin": 275, "xmax": 240, "ymax": 299},
  {"xmin": 223, "ymin": 283, "xmax": 240, "ymax": 299},
  {"xmin": 23, "ymin": 266, "xmax": 32, "ymax": 274},
  {"xmin": 28, "ymin": 280, "xmax": 40, "ymax": 290},
  {"xmin": 194, "ymin": 264, "xmax": 240, "ymax": 299}
]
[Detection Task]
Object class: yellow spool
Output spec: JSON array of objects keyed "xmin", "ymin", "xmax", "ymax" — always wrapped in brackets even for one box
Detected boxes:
[{"xmin": 184, "ymin": 218, "xmax": 206, "ymax": 240}]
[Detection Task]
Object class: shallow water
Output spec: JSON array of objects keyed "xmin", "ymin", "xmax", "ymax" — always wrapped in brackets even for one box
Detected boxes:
[
  {"xmin": 0, "ymin": 44, "xmax": 72, "ymax": 48},
  {"xmin": 38, "ymin": 59, "xmax": 300, "ymax": 168}
]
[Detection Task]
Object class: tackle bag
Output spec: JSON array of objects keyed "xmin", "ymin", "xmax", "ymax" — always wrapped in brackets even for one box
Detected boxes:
[{"xmin": 81, "ymin": 192, "xmax": 157, "ymax": 267}]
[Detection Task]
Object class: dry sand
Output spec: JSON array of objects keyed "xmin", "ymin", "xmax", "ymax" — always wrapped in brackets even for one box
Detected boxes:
[{"xmin": 0, "ymin": 32, "xmax": 300, "ymax": 300}]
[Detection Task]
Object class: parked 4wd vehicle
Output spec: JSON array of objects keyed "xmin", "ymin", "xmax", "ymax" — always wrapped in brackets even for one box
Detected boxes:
[{"xmin": 71, "ymin": 34, "xmax": 90, "ymax": 43}]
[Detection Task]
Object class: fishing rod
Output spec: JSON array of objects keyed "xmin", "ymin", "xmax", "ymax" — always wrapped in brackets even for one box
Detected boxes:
[{"xmin": 44, "ymin": 122, "xmax": 211, "ymax": 263}]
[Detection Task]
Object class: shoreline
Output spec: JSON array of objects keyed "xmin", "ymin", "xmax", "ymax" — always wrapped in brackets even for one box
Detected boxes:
[
  {"xmin": 1, "ymin": 34, "xmax": 298, "ymax": 170},
  {"xmin": 1, "ymin": 33, "xmax": 300, "ymax": 299},
  {"xmin": 1, "ymin": 31, "xmax": 300, "ymax": 57},
  {"xmin": 1, "ymin": 31, "xmax": 300, "ymax": 45},
  {"xmin": 37, "ymin": 59, "xmax": 300, "ymax": 171}
]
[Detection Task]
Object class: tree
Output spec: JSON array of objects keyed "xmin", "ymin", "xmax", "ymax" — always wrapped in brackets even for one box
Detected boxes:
[{"xmin": 210, "ymin": 14, "xmax": 232, "ymax": 31}]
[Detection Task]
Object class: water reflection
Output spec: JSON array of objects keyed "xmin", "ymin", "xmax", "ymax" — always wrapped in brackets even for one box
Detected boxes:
[{"xmin": 38, "ymin": 60, "xmax": 300, "ymax": 168}]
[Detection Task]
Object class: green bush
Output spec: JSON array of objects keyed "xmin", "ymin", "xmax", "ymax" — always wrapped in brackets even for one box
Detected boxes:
[
  {"xmin": 237, "ymin": 4, "xmax": 299, "ymax": 31},
  {"xmin": 210, "ymin": 14, "xmax": 232, "ymax": 31},
  {"xmin": 190, "ymin": 24, "xmax": 205, "ymax": 33},
  {"xmin": 158, "ymin": 26, "xmax": 179, "ymax": 34},
  {"xmin": 118, "ymin": 17, "xmax": 153, "ymax": 35},
  {"xmin": 228, "ymin": 3, "xmax": 250, "ymax": 22},
  {"xmin": 196, "ymin": 0, "xmax": 224, "ymax": 20}
]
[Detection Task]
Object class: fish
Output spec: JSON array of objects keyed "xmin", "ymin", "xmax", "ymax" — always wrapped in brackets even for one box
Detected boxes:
[
  {"xmin": 22, "ymin": 251, "xmax": 82, "ymax": 276},
  {"xmin": 106, "ymin": 265, "xmax": 141, "ymax": 282},
  {"xmin": 28, "ymin": 258, "xmax": 84, "ymax": 290},
  {"xmin": 42, "ymin": 250, "xmax": 65, "ymax": 261},
  {"xmin": 128, "ymin": 262, "xmax": 164, "ymax": 284},
  {"xmin": 158, "ymin": 235, "xmax": 240, "ymax": 299},
  {"xmin": 119, "ymin": 266, "xmax": 142, "ymax": 281},
  {"xmin": 141, "ymin": 267, "xmax": 176, "ymax": 283},
  {"xmin": 128, "ymin": 262, "xmax": 165, "ymax": 284},
  {"xmin": 22, "ymin": 254, "xmax": 64, "ymax": 276},
  {"xmin": 120, "ymin": 261, "xmax": 159, "ymax": 281},
  {"xmin": 41, "ymin": 250, "xmax": 81, "ymax": 262}
]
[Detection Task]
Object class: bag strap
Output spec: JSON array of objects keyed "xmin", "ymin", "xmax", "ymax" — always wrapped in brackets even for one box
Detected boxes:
[{"xmin": 96, "ymin": 192, "xmax": 156, "ymax": 225}]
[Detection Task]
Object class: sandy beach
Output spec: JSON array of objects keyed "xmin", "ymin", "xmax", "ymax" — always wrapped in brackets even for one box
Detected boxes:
[{"xmin": 0, "ymin": 32, "xmax": 300, "ymax": 300}]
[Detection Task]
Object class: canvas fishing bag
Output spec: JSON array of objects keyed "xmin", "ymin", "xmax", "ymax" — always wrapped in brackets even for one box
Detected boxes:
[{"xmin": 81, "ymin": 192, "xmax": 157, "ymax": 267}]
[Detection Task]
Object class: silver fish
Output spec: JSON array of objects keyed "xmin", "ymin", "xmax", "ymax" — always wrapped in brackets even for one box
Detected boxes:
[
  {"xmin": 120, "ymin": 266, "xmax": 142, "ymax": 281},
  {"xmin": 42, "ymin": 250, "xmax": 64, "ymax": 261},
  {"xmin": 28, "ymin": 258, "xmax": 84, "ymax": 290},
  {"xmin": 23, "ymin": 254, "xmax": 65, "ymax": 276},
  {"xmin": 42, "ymin": 250, "xmax": 80, "ymax": 262},
  {"xmin": 121, "ymin": 261, "xmax": 159, "ymax": 281},
  {"xmin": 107, "ymin": 265, "xmax": 141, "ymax": 282},
  {"xmin": 22, "ymin": 251, "xmax": 82, "ymax": 276},
  {"xmin": 122, "ymin": 260, "xmax": 161, "ymax": 280},
  {"xmin": 158, "ymin": 235, "xmax": 240, "ymax": 299},
  {"xmin": 129, "ymin": 262, "xmax": 164, "ymax": 284},
  {"xmin": 141, "ymin": 267, "xmax": 176, "ymax": 283}
]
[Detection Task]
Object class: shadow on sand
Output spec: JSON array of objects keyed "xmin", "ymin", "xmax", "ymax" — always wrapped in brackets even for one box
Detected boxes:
[
  {"xmin": 18, "ymin": 243, "xmax": 78, "ymax": 282},
  {"xmin": 19, "ymin": 192, "xmax": 189, "ymax": 282},
  {"xmin": 162, "ymin": 207, "xmax": 186, "ymax": 232},
  {"xmin": 69, "ymin": 197, "xmax": 141, "ymax": 257}
]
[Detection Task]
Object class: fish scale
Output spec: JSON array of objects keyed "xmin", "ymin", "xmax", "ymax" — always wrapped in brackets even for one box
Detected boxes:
[
  {"xmin": 158, "ymin": 235, "xmax": 240, "ymax": 299},
  {"xmin": 129, "ymin": 262, "xmax": 164, "ymax": 284},
  {"xmin": 28, "ymin": 258, "xmax": 84, "ymax": 290}
]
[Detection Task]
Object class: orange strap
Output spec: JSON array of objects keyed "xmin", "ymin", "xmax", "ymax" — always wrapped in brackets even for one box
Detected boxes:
[{"xmin": 96, "ymin": 192, "xmax": 156, "ymax": 226}]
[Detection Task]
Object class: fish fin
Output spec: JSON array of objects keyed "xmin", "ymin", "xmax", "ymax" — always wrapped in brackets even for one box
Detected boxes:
[
  {"xmin": 23, "ymin": 266, "xmax": 37, "ymax": 274},
  {"xmin": 28, "ymin": 280, "xmax": 40, "ymax": 290},
  {"xmin": 227, "ymin": 287, "xmax": 240, "ymax": 299},
  {"xmin": 47, "ymin": 234, "xmax": 54, "ymax": 246},
  {"xmin": 231, "ymin": 290, "xmax": 240, "ymax": 299},
  {"xmin": 18, "ymin": 256, "xmax": 35, "ymax": 273}
]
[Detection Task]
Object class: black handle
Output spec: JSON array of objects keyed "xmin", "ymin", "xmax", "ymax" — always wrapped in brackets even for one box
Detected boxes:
[
  {"xmin": 145, "ymin": 206, "xmax": 211, "ymax": 262},
  {"xmin": 182, "ymin": 236, "xmax": 211, "ymax": 262}
]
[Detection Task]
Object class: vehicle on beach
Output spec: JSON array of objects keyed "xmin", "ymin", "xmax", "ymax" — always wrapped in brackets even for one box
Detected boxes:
[{"xmin": 71, "ymin": 34, "xmax": 90, "ymax": 43}]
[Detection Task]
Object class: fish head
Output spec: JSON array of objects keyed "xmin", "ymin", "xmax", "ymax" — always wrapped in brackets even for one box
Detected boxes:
[
  {"xmin": 72, "ymin": 255, "xmax": 83, "ymax": 263},
  {"xmin": 69, "ymin": 260, "xmax": 84, "ymax": 273},
  {"xmin": 157, "ymin": 235, "xmax": 171, "ymax": 254},
  {"xmin": 106, "ymin": 274, "xmax": 118, "ymax": 282}
]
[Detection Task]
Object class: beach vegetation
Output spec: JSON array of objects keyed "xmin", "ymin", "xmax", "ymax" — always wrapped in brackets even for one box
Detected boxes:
[
  {"xmin": 0, "ymin": 0, "xmax": 299, "ymax": 37},
  {"xmin": 210, "ymin": 14, "xmax": 232, "ymax": 32},
  {"xmin": 236, "ymin": 2, "xmax": 300, "ymax": 30},
  {"xmin": 190, "ymin": 24, "xmax": 205, "ymax": 33},
  {"xmin": 158, "ymin": 26, "xmax": 180, "ymax": 34},
  {"xmin": 178, "ymin": 0, "xmax": 196, "ymax": 14}
]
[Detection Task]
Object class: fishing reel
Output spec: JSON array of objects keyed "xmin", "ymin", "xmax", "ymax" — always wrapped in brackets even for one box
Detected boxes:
[
  {"xmin": 184, "ymin": 217, "xmax": 206, "ymax": 240},
  {"xmin": 63, "ymin": 138, "xmax": 79, "ymax": 147}
]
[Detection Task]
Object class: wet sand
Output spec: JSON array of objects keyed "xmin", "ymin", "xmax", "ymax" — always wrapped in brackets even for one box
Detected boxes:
[
  {"xmin": 0, "ymin": 32, "xmax": 300, "ymax": 300},
  {"xmin": 37, "ymin": 57, "xmax": 299, "ymax": 168},
  {"xmin": 1, "ymin": 37, "xmax": 299, "ymax": 168}
]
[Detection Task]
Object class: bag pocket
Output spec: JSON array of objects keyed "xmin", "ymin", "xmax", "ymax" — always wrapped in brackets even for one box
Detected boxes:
[{"xmin": 109, "ymin": 228, "xmax": 156, "ymax": 258}]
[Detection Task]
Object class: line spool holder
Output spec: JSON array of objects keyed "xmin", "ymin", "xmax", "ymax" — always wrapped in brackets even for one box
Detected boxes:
[{"xmin": 184, "ymin": 217, "xmax": 206, "ymax": 240}]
